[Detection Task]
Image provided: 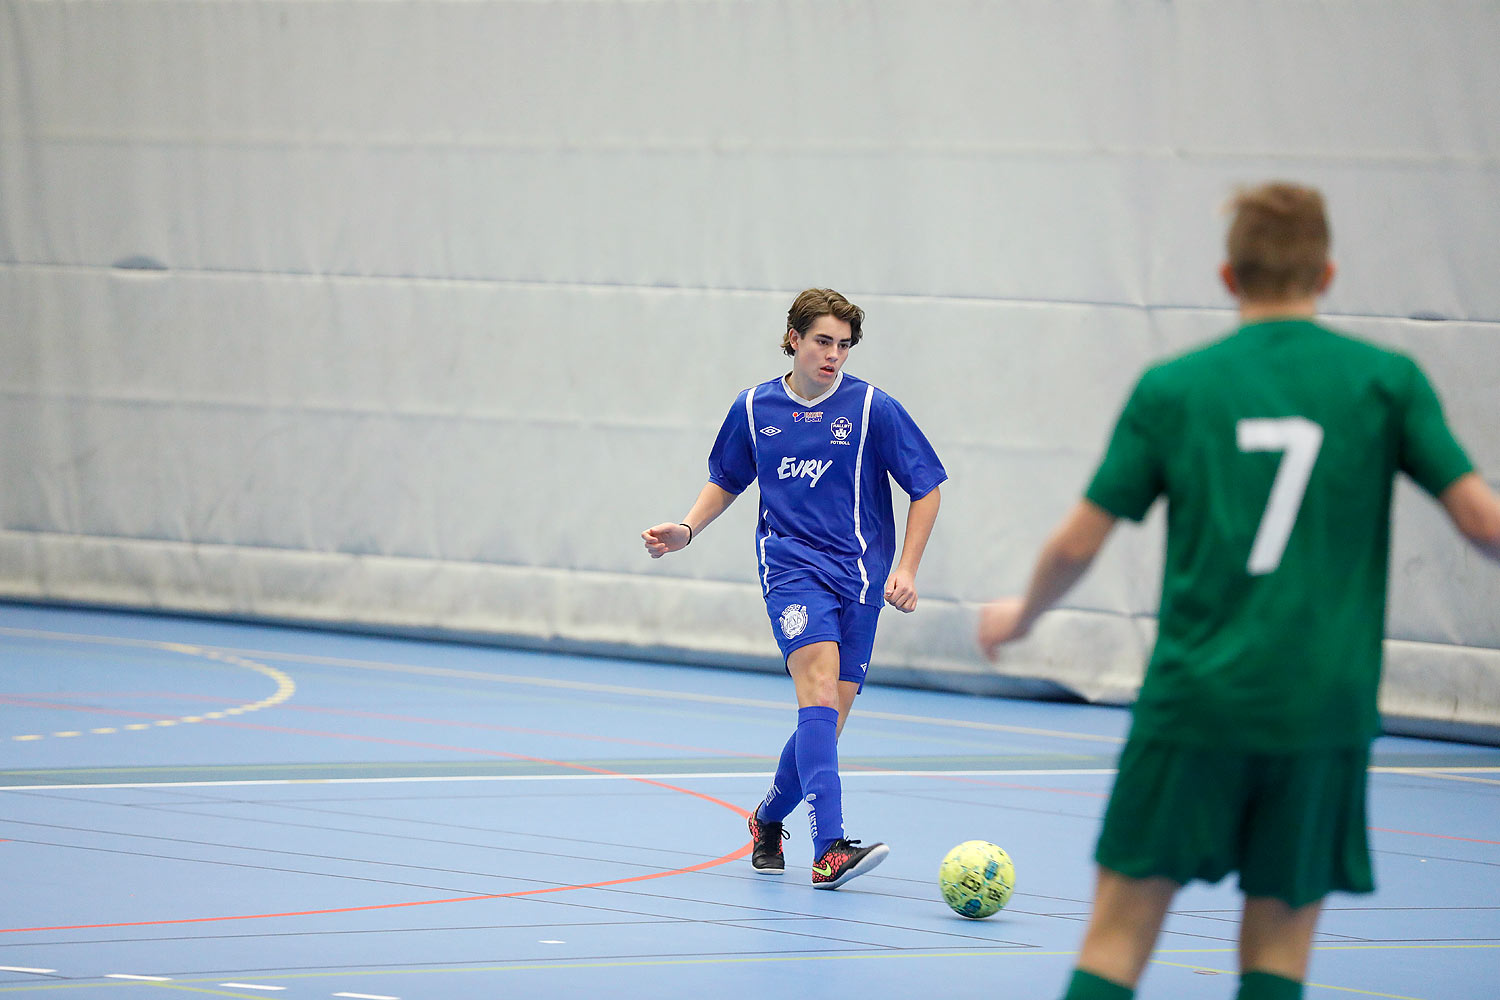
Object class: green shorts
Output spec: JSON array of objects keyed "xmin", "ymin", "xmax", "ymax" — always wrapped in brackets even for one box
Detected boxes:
[{"xmin": 1095, "ymin": 737, "xmax": 1373, "ymax": 908}]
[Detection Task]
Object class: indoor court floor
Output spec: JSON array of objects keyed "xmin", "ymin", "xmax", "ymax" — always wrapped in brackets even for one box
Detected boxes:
[{"xmin": 1, "ymin": 603, "xmax": 1497, "ymax": 999}]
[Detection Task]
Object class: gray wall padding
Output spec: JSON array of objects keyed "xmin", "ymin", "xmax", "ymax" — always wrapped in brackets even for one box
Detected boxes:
[{"xmin": 3, "ymin": 1, "xmax": 1497, "ymax": 736}]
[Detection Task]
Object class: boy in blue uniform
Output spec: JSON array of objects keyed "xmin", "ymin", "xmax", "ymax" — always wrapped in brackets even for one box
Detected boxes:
[{"xmin": 644, "ymin": 288, "xmax": 946, "ymax": 888}]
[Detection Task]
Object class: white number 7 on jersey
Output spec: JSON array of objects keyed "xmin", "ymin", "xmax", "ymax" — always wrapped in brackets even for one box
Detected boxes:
[{"xmin": 1236, "ymin": 417, "xmax": 1324, "ymax": 575}]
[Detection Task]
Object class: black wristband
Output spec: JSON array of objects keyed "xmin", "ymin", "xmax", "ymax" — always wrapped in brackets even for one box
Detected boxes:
[{"xmin": 680, "ymin": 523, "xmax": 694, "ymax": 545}]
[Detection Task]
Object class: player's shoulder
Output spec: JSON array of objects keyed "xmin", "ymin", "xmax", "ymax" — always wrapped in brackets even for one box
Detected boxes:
[
  {"xmin": 843, "ymin": 375, "xmax": 921, "ymax": 425},
  {"xmin": 740, "ymin": 376, "xmax": 787, "ymax": 403},
  {"xmin": 1267, "ymin": 321, "xmax": 1427, "ymax": 394},
  {"xmin": 1294, "ymin": 320, "xmax": 1416, "ymax": 365},
  {"xmin": 837, "ymin": 371, "xmax": 875, "ymax": 394},
  {"xmin": 1153, "ymin": 319, "xmax": 1410, "ymax": 378},
  {"xmin": 837, "ymin": 372, "xmax": 902, "ymax": 408}
]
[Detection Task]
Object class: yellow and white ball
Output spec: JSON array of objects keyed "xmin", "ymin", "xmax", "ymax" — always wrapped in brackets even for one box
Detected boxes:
[{"xmin": 938, "ymin": 840, "xmax": 1015, "ymax": 918}]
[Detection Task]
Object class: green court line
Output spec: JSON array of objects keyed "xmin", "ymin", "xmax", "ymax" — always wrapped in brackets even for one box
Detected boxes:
[{"xmin": 0, "ymin": 754, "xmax": 1115, "ymax": 787}]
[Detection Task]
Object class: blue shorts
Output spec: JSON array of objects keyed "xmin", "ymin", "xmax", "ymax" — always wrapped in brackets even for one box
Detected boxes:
[{"xmin": 764, "ymin": 580, "xmax": 881, "ymax": 692}]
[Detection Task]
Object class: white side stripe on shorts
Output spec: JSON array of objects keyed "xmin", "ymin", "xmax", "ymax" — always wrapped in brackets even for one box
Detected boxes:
[{"xmin": 852, "ymin": 386, "xmax": 874, "ymax": 603}]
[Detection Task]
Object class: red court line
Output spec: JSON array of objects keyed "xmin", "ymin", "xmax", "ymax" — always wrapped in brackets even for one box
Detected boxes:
[
  {"xmin": 1, "ymin": 842, "xmax": 753, "ymax": 934},
  {"xmin": 1370, "ymin": 826, "xmax": 1500, "ymax": 847},
  {"xmin": 0, "ymin": 696, "xmax": 171, "ymax": 720},
  {"xmin": 1, "ymin": 717, "xmax": 753, "ymax": 934}
]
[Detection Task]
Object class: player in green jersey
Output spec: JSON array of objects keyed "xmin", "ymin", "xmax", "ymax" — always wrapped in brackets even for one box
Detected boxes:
[{"xmin": 978, "ymin": 182, "xmax": 1500, "ymax": 1000}]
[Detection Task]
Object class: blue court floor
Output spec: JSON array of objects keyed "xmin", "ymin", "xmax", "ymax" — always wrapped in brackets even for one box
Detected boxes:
[{"xmin": 1, "ymin": 603, "xmax": 1497, "ymax": 999}]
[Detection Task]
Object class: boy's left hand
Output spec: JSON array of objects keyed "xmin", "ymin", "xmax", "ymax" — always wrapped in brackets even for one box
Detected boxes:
[{"xmin": 884, "ymin": 570, "xmax": 918, "ymax": 612}]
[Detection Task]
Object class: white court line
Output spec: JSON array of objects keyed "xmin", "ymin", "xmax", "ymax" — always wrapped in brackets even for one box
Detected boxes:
[
  {"xmin": 220, "ymin": 985, "xmax": 285, "ymax": 992},
  {"xmin": 0, "ymin": 769, "xmax": 1120, "ymax": 792},
  {"xmin": 0, "ymin": 766, "xmax": 1493, "ymax": 793},
  {"xmin": 106, "ymin": 974, "xmax": 172, "ymax": 981},
  {"xmin": 0, "ymin": 967, "xmax": 55, "ymax": 974}
]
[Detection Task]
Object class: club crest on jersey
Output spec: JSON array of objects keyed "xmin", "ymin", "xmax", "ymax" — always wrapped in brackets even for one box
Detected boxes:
[
  {"xmin": 792, "ymin": 411, "xmax": 823, "ymax": 423},
  {"xmin": 779, "ymin": 604, "xmax": 809, "ymax": 639},
  {"xmin": 831, "ymin": 416, "xmax": 854, "ymax": 443},
  {"xmin": 759, "ymin": 426, "xmax": 781, "ymax": 436}
]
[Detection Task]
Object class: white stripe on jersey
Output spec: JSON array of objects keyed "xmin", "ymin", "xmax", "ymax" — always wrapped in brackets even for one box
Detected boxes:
[
  {"xmin": 853, "ymin": 386, "xmax": 875, "ymax": 603},
  {"xmin": 744, "ymin": 389, "xmax": 757, "ymax": 459},
  {"xmin": 746, "ymin": 390, "xmax": 771, "ymax": 593}
]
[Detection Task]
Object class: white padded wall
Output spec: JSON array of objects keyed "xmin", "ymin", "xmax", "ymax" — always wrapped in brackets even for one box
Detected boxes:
[{"xmin": 2, "ymin": 1, "xmax": 1497, "ymax": 733}]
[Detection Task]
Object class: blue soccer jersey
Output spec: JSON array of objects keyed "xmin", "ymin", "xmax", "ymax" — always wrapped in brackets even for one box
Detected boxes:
[{"xmin": 708, "ymin": 372, "xmax": 946, "ymax": 605}]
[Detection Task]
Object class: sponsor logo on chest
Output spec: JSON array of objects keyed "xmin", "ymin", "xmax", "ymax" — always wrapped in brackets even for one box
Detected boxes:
[{"xmin": 778, "ymin": 456, "xmax": 834, "ymax": 486}]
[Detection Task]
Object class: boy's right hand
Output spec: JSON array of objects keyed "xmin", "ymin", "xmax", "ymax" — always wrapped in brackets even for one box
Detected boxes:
[{"xmin": 642, "ymin": 522, "xmax": 691, "ymax": 558}]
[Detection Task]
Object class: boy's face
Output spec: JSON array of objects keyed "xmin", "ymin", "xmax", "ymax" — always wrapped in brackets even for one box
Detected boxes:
[{"xmin": 787, "ymin": 314, "xmax": 853, "ymax": 393}]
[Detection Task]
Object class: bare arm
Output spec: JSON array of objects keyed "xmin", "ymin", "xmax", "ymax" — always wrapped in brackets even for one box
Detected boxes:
[
  {"xmin": 977, "ymin": 500, "xmax": 1118, "ymax": 659},
  {"xmin": 884, "ymin": 485, "xmax": 942, "ymax": 612},
  {"xmin": 1440, "ymin": 472, "xmax": 1500, "ymax": 563},
  {"xmin": 642, "ymin": 482, "xmax": 739, "ymax": 558}
]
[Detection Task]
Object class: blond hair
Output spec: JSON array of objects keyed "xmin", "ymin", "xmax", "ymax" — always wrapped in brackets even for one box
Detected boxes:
[{"xmin": 1226, "ymin": 182, "xmax": 1330, "ymax": 301}]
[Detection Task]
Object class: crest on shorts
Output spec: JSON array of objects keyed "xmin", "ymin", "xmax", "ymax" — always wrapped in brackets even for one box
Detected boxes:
[{"xmin": 779, "ymin": 604, "xmax": 809, "ymax": 639}]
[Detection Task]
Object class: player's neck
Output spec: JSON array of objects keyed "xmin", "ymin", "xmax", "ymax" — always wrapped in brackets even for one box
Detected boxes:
[
  {"xmin": 1238, "ymin": 296, "xmax": 1319, "ymax": 323},
  {"xmin": 784, "ymin": 372, "xmax": 828, "ymax": 403}
]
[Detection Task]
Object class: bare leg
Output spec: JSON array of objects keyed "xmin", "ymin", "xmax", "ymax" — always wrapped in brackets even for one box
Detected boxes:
[
  {"xmin": 835, "ymin": 678, "xmax": 859, "ymax": 737},
  {"xmin": 1240, "ymin": 895, "xmax": 1322, "ymax": 981},
  {"xmin": 1075, "ymin": 867, "xmax": 1180, "ymax": 988},
  {"xmin": 787, "ymin": 641, "xmax": 841, "ymax": 710}
]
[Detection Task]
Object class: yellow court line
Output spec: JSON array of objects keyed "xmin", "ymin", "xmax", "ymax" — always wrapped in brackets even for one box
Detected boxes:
[
  {"xmin": 1309, "ymin": 943, "xmax": 1500, "ymax": 952},
  {"xmin": 1, "ymin": 628, "xmax": 294, "ymax": 743},
  {"xmin": 0, "ymin": 942, "xmax": 1492, "ymax": 994},
  {"xmin": 1152, "ymin": 960, "xmax": 1427, "ymax": 1000},
  {"xmin": 1372, "ymin": 767, "xmax": 1500, "ymax": 786}
]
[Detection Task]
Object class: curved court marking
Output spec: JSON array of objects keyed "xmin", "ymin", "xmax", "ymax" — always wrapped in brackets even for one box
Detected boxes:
[
  {"xmin": 2, "ymin": 624, "xmax": 1493, "ymax": 956},
  {"xmin": 0, "ymin": 628, "xmax": 760, "ymax": 937},
  {"xmin": 2, "ymin": 631, "xmax": 295, "ymax": 743},
  {"xmin": 0, "ymin": 734, "xmax": 754, "ymax": 935},
  {"xmin": 0, "ymin": 828, "xmax": 752, "ymax": 937},
  {"xmin": 106, "ymin": 638, "xmax": 1130, "ymax": 745},
  {"xmin": 0, "ymin": 626, "xmax": 1124, "ymax": 745}
]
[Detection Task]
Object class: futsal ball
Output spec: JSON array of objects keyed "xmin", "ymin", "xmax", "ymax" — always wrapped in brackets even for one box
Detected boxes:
[{"xmin": 938, "ymin": 840, "xmax": 1015, "ymax": 919}]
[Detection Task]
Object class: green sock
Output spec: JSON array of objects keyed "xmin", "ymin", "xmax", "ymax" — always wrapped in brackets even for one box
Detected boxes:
[
  {"xmin": 1060, "ymin": 968, "xmax": 1134, "ymax": 1000},
  {"xmin": 1237, "ymin": 970, "xmax": 1303, "ymax": 1000}
]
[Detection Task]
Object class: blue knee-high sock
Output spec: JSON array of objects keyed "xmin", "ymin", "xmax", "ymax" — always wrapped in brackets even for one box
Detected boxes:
[
  {"xmin": 757, "ymin": 731, "xmax": 802, "ymax": 824},
  {"xmin": 794, "ymin": 705, "xmax": 843, "ymax": 858}
]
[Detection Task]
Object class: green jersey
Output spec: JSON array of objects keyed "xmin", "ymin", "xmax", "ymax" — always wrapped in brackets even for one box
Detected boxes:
[{"xmin": 1086, "ymin": 319, "xmax": 1473, "ymax": 750}]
